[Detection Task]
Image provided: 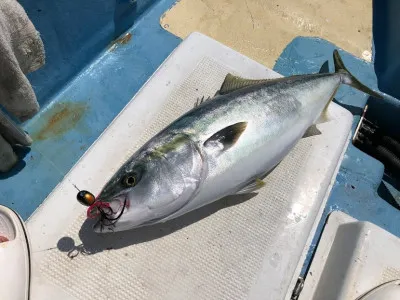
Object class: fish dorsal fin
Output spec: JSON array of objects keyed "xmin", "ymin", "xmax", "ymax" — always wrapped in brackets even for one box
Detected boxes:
[
  {"xmin": 194, "ymin": 96, "xmax": 212, "ymax": 108},
  {"xmin": 204, "ymin": 122, "xmax": 247, "ymax": 154},
  {"xmin": 219, "ymin": 73, "xmax": 272, "ymax": 95},
  {"xmin": 319, "ymin": 61, "xmax": 330, "ymax": 74}
]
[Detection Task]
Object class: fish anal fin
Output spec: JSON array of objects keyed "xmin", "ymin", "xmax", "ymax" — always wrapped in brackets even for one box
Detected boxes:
[
  {"xmin": 316, "ymin": 88, "xmax": 338, "ymax": 124},
  {"xmin": 316, "ymin": 110, "xmax": 331, "ymax": 124},
  {"xmin": 204, "ymin": 122, "xmax": 247, "ymax": 153},
  {"xmin": 236, "ymin": 179, "xmax": 266, "ymax": 195},
  {"xmin": 303, "ymin": 124, "xmax": 322, "ymax": 138},
  {"xmin": 219, "ymin": 73, "xmax": 273, "ymax": 95}
]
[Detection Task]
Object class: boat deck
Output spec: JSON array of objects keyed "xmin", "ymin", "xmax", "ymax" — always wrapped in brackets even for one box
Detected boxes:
[{"xmin": 1, "ymin": 0, "xmax": 400, "ymax": 299}]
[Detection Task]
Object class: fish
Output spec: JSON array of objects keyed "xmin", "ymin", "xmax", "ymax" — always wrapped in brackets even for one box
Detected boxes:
[{"xmin": 92, "ymin": 50, "xmax": 382, "ymax": 233}]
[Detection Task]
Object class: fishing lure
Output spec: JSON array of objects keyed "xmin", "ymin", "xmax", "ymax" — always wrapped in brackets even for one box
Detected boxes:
[{"xmin": 76, "ymin": 190, "xmax": 127, "ymax": 231}]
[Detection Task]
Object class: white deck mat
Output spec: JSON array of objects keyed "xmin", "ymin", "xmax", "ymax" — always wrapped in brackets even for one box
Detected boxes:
[
  {"xmin": 299, "ymin": 211, "xmax": 400, "ymax": 300},
  {"xmin": 27, "ymin": 32, "xmax": 352, "ymax": 300}
]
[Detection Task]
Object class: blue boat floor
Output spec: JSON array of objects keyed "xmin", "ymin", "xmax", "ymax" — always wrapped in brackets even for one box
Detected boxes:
[
  {"xmin": 0, "ymin": 0, "xmax": 181, "ymax": 220},
  {"xmin": 273, "ymin": 37, "xmax": 400, "ymax": 276}
]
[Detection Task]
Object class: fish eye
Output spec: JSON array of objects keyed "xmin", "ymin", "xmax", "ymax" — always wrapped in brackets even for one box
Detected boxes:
[{"xmin": 123, "ymin": 175, "xmax": 136, "ymax": 187}]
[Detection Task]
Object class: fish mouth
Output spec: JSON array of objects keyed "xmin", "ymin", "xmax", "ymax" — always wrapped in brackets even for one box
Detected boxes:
[{"xmin": 91, "ymin": 195, "xmax": 128, "ymax": 233}]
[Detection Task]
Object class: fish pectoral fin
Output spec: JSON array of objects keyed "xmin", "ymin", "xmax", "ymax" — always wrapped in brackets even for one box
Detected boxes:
[
  {"xmin": 219, "ymin": 73, "xmax": 274, "ymax": 95},
  {"xmin": 236, "ymin": 179, "xmax": 266, "ymax": 194},
  {"xmin": 204, "ymin": 122, "xmax": 248, "ymax": 153},
  {"xmin": 303, "ymin": 124, "xmax": 322, "ymax": 138}
]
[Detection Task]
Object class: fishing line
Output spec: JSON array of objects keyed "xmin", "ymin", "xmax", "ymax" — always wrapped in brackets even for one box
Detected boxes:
[
  {"xmin": 30, "ymin": 144, "xmax": 82, "ymax": 191},
  {"xmin": 31, "ymin": 145, "xmax": 126, "ymax": 229},
  {"xmin": 31, "ymin": 145, "xmax": 127, "ymax": 225},
  {"xmin": 88, "ymin": 197, "xmax": 127, "ymax": 232}
]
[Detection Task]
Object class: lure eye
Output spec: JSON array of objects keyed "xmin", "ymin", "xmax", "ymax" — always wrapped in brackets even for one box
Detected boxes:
[
  {"xmin": 77, "ymin": 190, "xmax": 96, "ymax": 206},
  {"xmin": 123, "ymin": 175, "xmax": 136, "ymax": 187}
]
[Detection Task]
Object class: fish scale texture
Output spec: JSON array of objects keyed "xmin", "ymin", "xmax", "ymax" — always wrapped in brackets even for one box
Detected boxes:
[{"xmin": 40, "ymin": 57, "xmax": 313, "ymax": 300}]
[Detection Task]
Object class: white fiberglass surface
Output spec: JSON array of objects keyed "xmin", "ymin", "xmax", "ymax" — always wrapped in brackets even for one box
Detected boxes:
[{"xmin": 27, "ymin": 33, "xmax": 352, "ymax": 300}]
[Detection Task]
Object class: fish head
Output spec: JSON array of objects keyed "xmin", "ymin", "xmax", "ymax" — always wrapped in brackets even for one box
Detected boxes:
[{"xmin": 93, "ymin": 133, "xmax": 205, "ymax": 233}]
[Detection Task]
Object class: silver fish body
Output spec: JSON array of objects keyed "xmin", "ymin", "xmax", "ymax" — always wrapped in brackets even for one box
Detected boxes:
[{"xmin": 93, "ymin": 50, "xmax": 381, "ymax": 233}]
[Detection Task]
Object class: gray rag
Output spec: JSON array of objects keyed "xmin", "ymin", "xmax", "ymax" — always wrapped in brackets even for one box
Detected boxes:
[{"xmin": 0, "ymin": 0, "xmax": 45, "ymax": 172}]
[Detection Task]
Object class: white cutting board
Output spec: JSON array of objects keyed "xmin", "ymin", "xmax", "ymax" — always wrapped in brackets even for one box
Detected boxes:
[{"xmin": 27, "ymin": 32, "xmax": 352, "ymax": 300}]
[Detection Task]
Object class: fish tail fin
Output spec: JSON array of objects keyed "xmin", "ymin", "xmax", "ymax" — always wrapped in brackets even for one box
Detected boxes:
[{"xmin": 333, "ymin": 49, "xmax": 383, "ymax": 99}]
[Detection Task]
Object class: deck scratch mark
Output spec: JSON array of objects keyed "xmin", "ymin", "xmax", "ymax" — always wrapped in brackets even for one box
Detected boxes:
[
  {"xmin": 200, "ymin": 0, "xmax": 215, "ymax": 13},
  {"xmin": 245, "ymin": 0, "xmax": 255, "ymax": 29}
]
